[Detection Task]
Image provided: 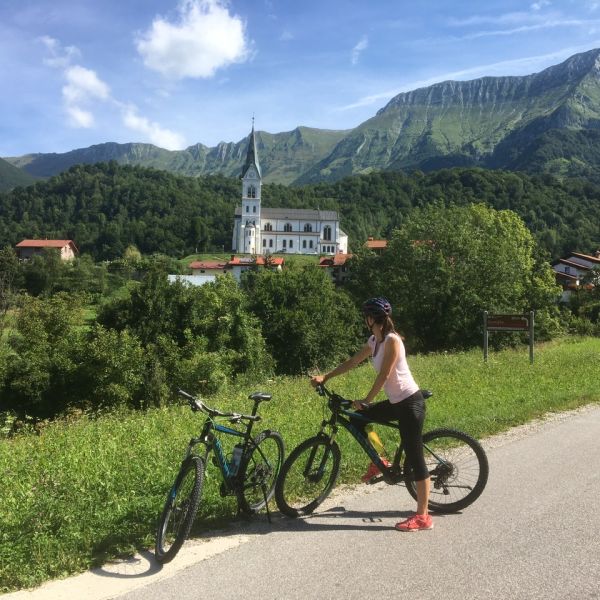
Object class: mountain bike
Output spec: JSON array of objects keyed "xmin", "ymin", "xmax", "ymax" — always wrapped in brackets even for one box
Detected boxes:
[
  {"xmin": 155, "ymin": 389, "xmax": 284, "ymax": 563},
  {"xmin": 275, "ymin": 384, "xmax": 488, "ymax": 518}
]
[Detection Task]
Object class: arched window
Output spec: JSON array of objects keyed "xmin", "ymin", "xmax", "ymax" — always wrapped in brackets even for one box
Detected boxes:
[
  {"xmin": 323, "ymin": 225, "xmax": 332, "ymax": 241},
  {"xmin": 247, "ymin": 185, "xmax": 256, "ymax": 198},
  {"xmin": 284, "ymin": 223, "xmax": 292, "ymax": 232},
  {"xmin": 264, "ymin": 222, "xmax": 272, "ymax": 232},
  {"xmin": 303, "ymin": 223, "xmax": 313, "ymax": 232}
]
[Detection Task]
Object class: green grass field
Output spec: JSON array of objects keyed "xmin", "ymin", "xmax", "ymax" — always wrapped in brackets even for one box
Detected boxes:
[{"xmin": 1, "ymin": 337, "xmax": 599, "ymax": 592}]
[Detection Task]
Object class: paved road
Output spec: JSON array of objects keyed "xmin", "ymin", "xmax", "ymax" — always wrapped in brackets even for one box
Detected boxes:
[{"xmin": 6, "ymin": 405, "xmax": 600, "ymax": 600}]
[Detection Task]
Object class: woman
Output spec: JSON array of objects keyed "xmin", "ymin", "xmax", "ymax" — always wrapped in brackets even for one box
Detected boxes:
[{"xmin": 310, "ymin": 297, "xmax": 432, "ymax": 532}]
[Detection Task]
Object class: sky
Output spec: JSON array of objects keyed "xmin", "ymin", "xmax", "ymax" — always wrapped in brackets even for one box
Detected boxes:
[{"xmin": 2, "ymin": 0, "xmax": 600, "ymax": 157}]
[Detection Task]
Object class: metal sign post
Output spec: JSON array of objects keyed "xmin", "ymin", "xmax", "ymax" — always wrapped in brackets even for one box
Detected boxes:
[{"xmin": 483, "ymin": 311, "xmax": 535, "ymax": 364}]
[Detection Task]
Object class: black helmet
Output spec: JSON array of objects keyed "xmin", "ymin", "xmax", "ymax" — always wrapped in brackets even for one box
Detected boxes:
[{"xmin": 362, "ymin": 297, "xmax": 392, "ymax": 318}]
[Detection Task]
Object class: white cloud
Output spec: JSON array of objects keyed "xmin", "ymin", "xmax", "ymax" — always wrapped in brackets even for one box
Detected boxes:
[
  {"xmin": 351, "ymin": 35, "xmax": 368, "ymax": 65},
  {"xmin": 531, "ymin": 1, "xmax": 551, "ymax": 10},
  {"xmin": 136, "ymin": 0, "xmax": 250, "ymax": 79},
  {"xmin": 279, "ymin": 30, "xmax": 294, "ymax": 41},
  {"xmin": 61, "ymin": 66, "xmax": 110, "ymax": 128},
  {"xmin": 39, "ymin": 36, "xmax": 81, "ymax": 68},
  {"xmin": 66, "ymin": 105, "xmax": 95, "ymax": 128},
  {"xmin": 121, "ymin": 105, "xmax": 186, "ymax": 150}
]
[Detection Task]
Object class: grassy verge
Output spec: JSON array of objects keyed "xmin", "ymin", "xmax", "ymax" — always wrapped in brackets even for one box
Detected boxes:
[{"xmin": 1, "ymin": 337, "xmax": 599, "ymax": 592}]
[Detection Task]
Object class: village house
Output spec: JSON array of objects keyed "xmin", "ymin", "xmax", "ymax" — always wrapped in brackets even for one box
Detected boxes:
[
  {"xmin": 364, "ymin": 237, "xmax": 388, "ymax": 254},
  {"xmin": 552, "ymin": 250, "xmax": 600, "ymax": 302},
  {"xmin": 318, "ymin": 253, "xmax": 353, "ymax": 285},
  {"xmin": 15, "ymin": 239, "xmax": 78, "ymax": 261}
]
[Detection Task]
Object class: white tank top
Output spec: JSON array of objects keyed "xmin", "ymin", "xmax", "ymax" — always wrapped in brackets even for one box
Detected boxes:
[{"xmin": 368, "ymin": 332, "xmax": 419, "ymax": 403}]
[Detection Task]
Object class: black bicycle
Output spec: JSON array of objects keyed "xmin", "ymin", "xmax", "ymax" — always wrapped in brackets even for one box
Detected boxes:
[
  {"xmin": 275, "ymin": 385, "xmax": 488, "ymax": 518},
  {"xmin": 155, "ymin": 389, "xmax": 284, "ymax": 563}
]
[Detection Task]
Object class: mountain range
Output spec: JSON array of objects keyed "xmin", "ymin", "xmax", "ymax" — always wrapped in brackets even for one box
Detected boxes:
[{"xmin": 5, "ymin": 48, "xmax": 600, "ymax": 188}]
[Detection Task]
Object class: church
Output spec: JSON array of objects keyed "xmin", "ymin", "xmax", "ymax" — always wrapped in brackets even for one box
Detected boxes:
[{"xmin": 232, "ymin": 124, "xmax": 348, "ymax": 256}]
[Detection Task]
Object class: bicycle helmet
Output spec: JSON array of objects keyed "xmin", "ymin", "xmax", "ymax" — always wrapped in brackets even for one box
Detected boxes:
[{"xmin": 362, "ymin": 297, "xmax": 392, "ymax": 318}]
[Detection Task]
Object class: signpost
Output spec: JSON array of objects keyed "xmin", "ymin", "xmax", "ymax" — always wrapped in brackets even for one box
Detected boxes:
[{"xmin": 483, "ymin": 311, "xmax": 535, "ymax": 363}]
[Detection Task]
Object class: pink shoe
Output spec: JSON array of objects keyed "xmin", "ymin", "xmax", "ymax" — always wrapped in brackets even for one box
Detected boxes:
[
  {"xmin": 395, "ymin": 514, "xmax": 434, "ymax": 532},
  {"xmin": 361, "ymin": 458, "xmax": 391, "ymax": 483}
]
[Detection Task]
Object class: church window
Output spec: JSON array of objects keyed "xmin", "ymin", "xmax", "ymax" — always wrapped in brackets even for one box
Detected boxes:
[
  {"xmin": 290, "ymin": 240, "xmax": 293, "ymax": 248},
  {"xmin": 246, "ymin": 205, "xmax": 249, "ymax": 213},
  {"xmin": 284, "ymin": 223, "xmax": 292, "ymax": 232},
  {"xmin": 323, "ymin": 225, "xmax": 332, "ymax": 241},
  {"xmin": 269, "ymin": 239, "xmax": 273, "ymax": 248},
  {"xmin": 264, "ymin": 222, "xmax": 272, "ymax": 231},
  {"xmin": 303, "ymin": 240, "xmax": 307, "ymax": 249},
  {"xmin": 253, "ymin": 205, "xmax": 256, "ymax": 213},
  {"xmin": 304, "ymin": 223, "xmax": 313, "ymax": 232},
  {"xmin": 248, "ymin": 185, "xmax": 256, "ymax": 198},
  {"xmin": 283, "ymin": 240, "xmax": 287, "ymax": 248},
  {"xmin": 263, "ymin": 239, "xmax": 266, "ymax": 247},
  {"xmin": 309, "ymin": 240, "xmax": 314, "ymax": 249}
]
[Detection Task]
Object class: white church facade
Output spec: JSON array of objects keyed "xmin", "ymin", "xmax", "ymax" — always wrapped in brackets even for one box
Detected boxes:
[{"xmin": 232, "ymin": 125, "xmax": 348, "ymax": 255}]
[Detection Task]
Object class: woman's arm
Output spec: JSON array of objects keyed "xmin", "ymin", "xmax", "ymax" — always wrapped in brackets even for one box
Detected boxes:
[
  {"xmin": 363, "ymin": 335, "xmax": 400, "ymax": 405},
  {"xmin": 310, "ymin": 343, "xmax": 371, "ymax": 387}
]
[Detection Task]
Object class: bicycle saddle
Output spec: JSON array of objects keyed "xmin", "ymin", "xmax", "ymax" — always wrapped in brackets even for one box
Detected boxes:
[{"xmin": 248, "ymin": 392, "xmax": 272, "ymax": 402}]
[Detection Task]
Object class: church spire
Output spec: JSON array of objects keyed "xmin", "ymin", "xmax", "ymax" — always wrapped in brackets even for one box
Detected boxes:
[{"xmin": 241, "ymin": 119, "xmax": 261, "ymax": 178}]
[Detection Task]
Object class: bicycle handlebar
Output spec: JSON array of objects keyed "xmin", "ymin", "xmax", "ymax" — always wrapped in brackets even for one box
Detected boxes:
[
  {"xmin": 314, "ymin": 384, "xmax": 353, "ymax": 408},
  {"xmin": 176, "ymin": 389, "xmax": 261, "ymax": 421}
]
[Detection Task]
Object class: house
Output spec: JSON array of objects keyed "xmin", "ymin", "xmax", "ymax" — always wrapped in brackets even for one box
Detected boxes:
[
  {"xmin": 226, "ymin": 255, "xmax": 284, "ymax": 283},
  {"xmin": 189, "ymin": 260, "xmax": 227, "ymax": 276},
  {"xmin": 552, "ymin": 250, "xmax": 600, "ymax": 302},
  {"xmin": 16, "ymin": 239, "xmax": 78, "ymax": 261},
  {"xmin": 319, "ymin": 253, "xmax": 353, "ymax": 285},
  {"xmin": 364, "ymin": 237, "xmax": 387, "ymax": 254},
  {"xmin": 232, "ymin": 123, "xmax": 348, "ymax": 256},
  {"xmin": 169, "ymin": 255, "xmax": 284, "ymax": 287}
]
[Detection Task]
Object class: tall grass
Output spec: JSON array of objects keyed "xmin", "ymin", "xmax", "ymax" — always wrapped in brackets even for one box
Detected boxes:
[{"xmin": 1, "ymin": 337, "xmax": 599, "ymax": 592}]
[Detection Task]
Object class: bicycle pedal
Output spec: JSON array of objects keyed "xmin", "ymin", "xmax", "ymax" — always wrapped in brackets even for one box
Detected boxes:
[{"xmin": 367, "ymin": 474, "xmax": 384, "ymax": 484}]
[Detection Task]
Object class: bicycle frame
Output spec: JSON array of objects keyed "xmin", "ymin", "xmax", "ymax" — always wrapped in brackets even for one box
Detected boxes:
[
  {"xmin": 316, "ymin": 394, "xmax": 407, "ymax": 483},
  {"xmin": 177, "ymin": 390, "xmax": 263, "ymax": 494}
]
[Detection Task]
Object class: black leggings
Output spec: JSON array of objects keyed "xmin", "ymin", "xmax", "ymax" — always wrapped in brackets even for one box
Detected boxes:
[{"xmin": 350, "ymin": 390, "xmax": 429, "ymax": 482}]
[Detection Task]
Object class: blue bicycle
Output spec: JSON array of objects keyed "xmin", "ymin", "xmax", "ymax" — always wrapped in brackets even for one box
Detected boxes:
[
  {"xmin": 155, "ymin": 389, "xmax": 284, "ymax": 563},
  {"xmin": 275, "ymin": 384, "xmax": 488, "ymax": 517}
]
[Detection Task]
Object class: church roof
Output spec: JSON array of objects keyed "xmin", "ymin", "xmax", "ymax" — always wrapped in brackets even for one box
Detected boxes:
[
  {"xmin": 241, "ymin": 125, "xmax": 262, "ymax": 178},
  {"xmin": 235, "ymin": 207, "xmax": 338, "ymax": 220}
]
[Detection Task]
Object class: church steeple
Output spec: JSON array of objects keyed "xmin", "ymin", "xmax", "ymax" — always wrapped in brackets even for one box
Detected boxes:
[{"xmin": 241, "ymin": 118, "xmax": 261, "ymax": 179}]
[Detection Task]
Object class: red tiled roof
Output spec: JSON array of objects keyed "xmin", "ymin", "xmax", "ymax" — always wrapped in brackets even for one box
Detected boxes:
[
  {"xmin": 189, "ymin": 261, "xmax": 227, "ymax": 270},
  {"xmin": 365, "ymin": 239, "xmax": 387, "ymax": 249},
  {"xmin": 319, "ymin": 253, "xmax": 353, "ymax": 267},
  {"xmin": 228, "ymin": 256, "xmax": 284, "ymax": 266},
  {"xmin": 16, "ymin": 239, "xmax": 77, "ymax": 249}
]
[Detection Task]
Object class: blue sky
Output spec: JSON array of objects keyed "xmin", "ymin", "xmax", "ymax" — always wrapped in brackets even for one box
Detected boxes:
[{"xmin": 2, "ymin": 0, "xmax": 600, "ymax": 157}]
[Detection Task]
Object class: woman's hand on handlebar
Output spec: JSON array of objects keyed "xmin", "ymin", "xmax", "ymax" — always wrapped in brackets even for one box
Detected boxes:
[
  {"xmin": 352, "ymin": 400, "xmax": 370, "ymax": 411},
  {"xmin": 310, "ymin": 374, "xmax": 326, "ymax": 388}
]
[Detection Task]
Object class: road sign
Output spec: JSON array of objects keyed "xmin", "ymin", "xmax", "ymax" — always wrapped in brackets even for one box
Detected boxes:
[
  {"xmin": 483, "ymin": 311, "xmax": 535, "ymax": 363},
  {"xmin": 486, "ymin": 314, "xmax": 529, "ymax": 331}
]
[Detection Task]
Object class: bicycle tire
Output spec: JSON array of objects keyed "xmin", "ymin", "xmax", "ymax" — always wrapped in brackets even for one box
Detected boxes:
[
  {"xmin": 155, "ymin": 456, "xmax": 204, "ymax": 563},
  {"xmin": 405, "ymin": 428, "xmax": 489, "ymax": 513},
  {"xmin": 237, "ymin": 430, "xmax": 285, "ymax": 515},
  {"xmin": 275, "ymin": 435, "xmax": 341, "ymax": 518}
]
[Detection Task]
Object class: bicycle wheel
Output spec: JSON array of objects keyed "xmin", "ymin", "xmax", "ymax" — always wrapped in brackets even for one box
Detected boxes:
[
  {"xmin": 275, "ymin": 435, "xmax": 341, "ymax": 518},
  {"xmin": 155, "ymin": 456, "xmax": 204, "ymax": 563},
  {"xmin": 237, "ymin": 430, "xmax": 284, "ymax": 515},
  {"xmin": 405, "ymin": 428, "xmax": 488, "ymax": 513}
]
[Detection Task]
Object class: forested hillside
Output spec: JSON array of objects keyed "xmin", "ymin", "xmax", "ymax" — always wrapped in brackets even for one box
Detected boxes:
[{"xmin": 0, "ymin": 161, "xmax": 598, "ymax": 259}]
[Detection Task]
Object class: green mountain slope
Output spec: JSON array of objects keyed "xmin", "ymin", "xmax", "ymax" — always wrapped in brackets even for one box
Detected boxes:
[
  {"xmin": 0, "ymin": 157, "xmax": 37, "ymax": 192},
  {"xmin": 6, "ymin": 127, "xmax": 348, "ymax": 186},
  {"xmin": 6, "ymin": 48, "xmax": 600, "ymax": 184},
  {"xmin": 297, "ymin": 48, "xmax": 600, "ymax": 183}
]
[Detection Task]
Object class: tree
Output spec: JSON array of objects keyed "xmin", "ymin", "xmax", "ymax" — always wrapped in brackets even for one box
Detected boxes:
[
  {"xmin": 242, "ymin": 264, "xmax": 362, "ymax": 374},
  {"xmin": 347, "ymin": 203, "xmax": 561, "ymax": 351},
  {"xmin": 0, "ymin": 246, "xmax": 21, "ymax": 335}
]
